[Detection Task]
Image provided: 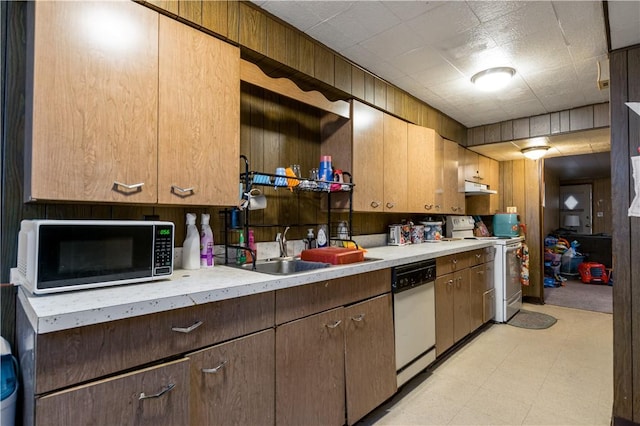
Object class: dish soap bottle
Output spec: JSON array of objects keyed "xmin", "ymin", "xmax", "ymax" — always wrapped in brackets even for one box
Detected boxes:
[
  {"xmin": 183, "ymin": 213, "xmax": 200, "ymax": 270},
  {"xmin": 237, "ymin": 231, "xmax": 247, "ymax": 265},
  {"xmin": 305, "ymin": 228, "xmax": 316, "ymax": 249},
  {"xmin": 200, "ymin": 213, "xmax": 214, "ymax": 268},
  {"xmin": 317, "ymin": 224, "xmax": 328, "ymax": 248},
  {"xmin": 247, "ymin": 229, "xmax": 257, "ymax": 263}
]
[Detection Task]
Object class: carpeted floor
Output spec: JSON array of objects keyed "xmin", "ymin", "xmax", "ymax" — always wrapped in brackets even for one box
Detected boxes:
[{"xmin": 544, "ymin": 278, "xmax": 612, "ymax": 314}]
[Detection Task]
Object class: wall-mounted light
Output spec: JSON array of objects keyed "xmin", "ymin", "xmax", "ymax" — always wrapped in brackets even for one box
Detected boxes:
[
  {"xmin": 470, "ymin": 67, "xmax": 516, "ymax": 91},
  {"xmin": 521, "ymin": 146, "xmax": 550, "ymax": 160}
]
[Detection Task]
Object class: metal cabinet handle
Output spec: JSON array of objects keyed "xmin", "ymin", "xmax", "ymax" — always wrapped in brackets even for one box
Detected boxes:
[
  {"xmin": 447, "ymin": 279, "xmax": 454, "ymax": 286},
  {"xmin": 351, "ymin": 314, "xmax": 365, "ymax": 322},
  {"xmin": 424, "ymin": 204, "xmax": 433, "ymax": 210},
  {"xmin": 171, "ymin": 185, "xmax": 195, "ymax": 196},
  {"xmin": 435, "ymin": 205, "xmax": 441, "ymax": 210},
  {"xmin": 476, "ymin": 253, "xmax": 482, "ymax": 259},
  {"xmin": 325, "ymin": 320, "xmax": 342, "ymax": 329},
  {"xmin": 202, "ymin": 360, "xmax": 227, "ymax": 374},
  {"xmin": 171, "ymin": 321, "xmax": 203, "ymax": 333},
  {"xmin": 139, "ymin": 383, "xmax": 175, "ymax": 400},
  {"xmin": 452, "ymin": 259, "xmax": 457, "ymax": 264},
  {"xmin": 371, "ymin": 201, "xmax": 380, "ymax": 208},
  {"xmin": 113, "ymin": 181, "xmax": 144, "ymax": 190},
  {"xmin": 386, "ymin": 202, "xmax": 395, "ymax": 209}
]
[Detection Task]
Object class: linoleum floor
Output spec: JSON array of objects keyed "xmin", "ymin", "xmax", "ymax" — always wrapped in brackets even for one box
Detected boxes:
[{"xmin": 361, "ymin": 303, "xmax": 612, "ymax": 425}]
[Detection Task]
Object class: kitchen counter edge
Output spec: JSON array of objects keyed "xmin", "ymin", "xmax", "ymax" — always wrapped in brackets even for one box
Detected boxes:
[{"xmin": 14, "ymin": 240, "xmax": 495, "ymax": 334}]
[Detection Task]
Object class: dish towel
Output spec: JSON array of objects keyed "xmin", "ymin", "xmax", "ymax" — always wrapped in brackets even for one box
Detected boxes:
[{"xmin": 517, "ymin": 243, "xmax": 530, "ymax": 286}]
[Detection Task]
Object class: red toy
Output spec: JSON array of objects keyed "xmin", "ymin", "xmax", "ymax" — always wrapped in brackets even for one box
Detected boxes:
[{"xmin": 578, "ymin": 262, "xmax": 609, "ymax": 284}]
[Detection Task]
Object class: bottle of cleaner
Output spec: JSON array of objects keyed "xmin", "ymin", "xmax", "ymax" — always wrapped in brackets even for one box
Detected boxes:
[
  {"xmin": 247, "ymin": 229, "xmax": 257, "ymax": 263},
  {"xmin": 200, "ymin": 213, "xmax": 214, "ymax": 268},
  {"xmin": 317, "ymin": 225, "xmax": 328, "ymax": 248},
  {"xmin": 237, "ymin": 231, "xmax": 247, "ymax": 265},
  {"xmin": 305, "ymin": 228, "xmax": 316, "ymax": 249},
  {"xmin": 183, "ymin": 213, "xmax": 200, "ymax": 269}
]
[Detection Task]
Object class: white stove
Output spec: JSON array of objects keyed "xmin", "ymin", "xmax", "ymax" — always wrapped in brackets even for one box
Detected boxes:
[{"xmin": 493, "ymin": 236, "xmax": 524, "ymax": 322}]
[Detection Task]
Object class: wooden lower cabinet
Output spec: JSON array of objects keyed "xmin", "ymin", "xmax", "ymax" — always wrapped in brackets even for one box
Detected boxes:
[
  {"xmin": 275, "ymin": 307, "xmax": 346, "ymax": 426},
  {"xmin": 469, "ymin": 264, "xmax": 486, "ymax": 331},
  {"xmin": 275, "ymin": 293, "xmax": 396, "ymax": 426},
  {"xmin": 35, "ymin": 359, "xmax": 189, "ymax": 426},
  {"xmin": 435, "ymin": 273, "xmax": 455, "ymax": 357},
  {"xmin": 436, "ymin": 249, "xmax": 496, "ymax": 357},
  {"xmin": 452, "ymin": 268, "xmax": 471, "ymax": 343},
  {"xmin": 344, "ymin": 294, "xmax": 396, "ymax": 425},
  {"xmin": 188, "ymin": 329, "xmax": 275, "ymax": 426}
]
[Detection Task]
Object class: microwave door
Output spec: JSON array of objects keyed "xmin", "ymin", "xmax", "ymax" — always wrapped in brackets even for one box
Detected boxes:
[{"xmin": 37, "ymin": 225, "xmax": 154, "ymax": 291}]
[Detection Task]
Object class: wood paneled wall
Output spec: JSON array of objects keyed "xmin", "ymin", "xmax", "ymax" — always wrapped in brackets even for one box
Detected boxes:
[
  {"xmin": 140, "ymin": 0, "xmax": 467, "ymax": 144},
  {"xmin": 499, "ymin": 159, "xmax": 543, "ymax": 302},
  {"xmin": 610, "ymin": 45, "xmax": 640, "ymax": 425}
]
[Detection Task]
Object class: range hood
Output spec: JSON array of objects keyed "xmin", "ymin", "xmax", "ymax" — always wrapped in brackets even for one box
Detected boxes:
[{"xmin": 464, "ymin": 181, "xmax": 497, "ymax": 195}]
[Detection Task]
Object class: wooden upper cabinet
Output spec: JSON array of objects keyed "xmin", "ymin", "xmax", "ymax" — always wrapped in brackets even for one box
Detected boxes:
[
  {"xmin": 407, "ymin": 124, "xmax": 436, "ymax": 213},
  {"xmin": 238, "ymin": 2, "xmax": 266, "ymax": 55},
  {"xmin": 464, "ymin": 148, "xmax": 492, "ymax": 183},
  {"xmin": 26, "ymin": 1, "xmax": 159, "ymax": 203},
  {"xmin": 442, "ymin": 139, "xmax": 464, "ymax": 214},
  {"xmin": 383, "ymin": 114, "xmax": 408, "ymax": 212},
  {"xmin": 433, "ymin": 133, "xmax": 445, "ymax": 214},
  {"xmin": 158, "ymin": 16, "xmax": 240, "ymax": 206},
  {"xmin": 352, "ymin": 101, "xmax": 384, "ymax": 212}
]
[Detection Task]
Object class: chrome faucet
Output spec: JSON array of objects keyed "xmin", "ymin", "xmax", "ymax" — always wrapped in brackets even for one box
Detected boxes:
[{"xmin": 276, "ymin": 226, "xmax": 290, "ymax": 258}]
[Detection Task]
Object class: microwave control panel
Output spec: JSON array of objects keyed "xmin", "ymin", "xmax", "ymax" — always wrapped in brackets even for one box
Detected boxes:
[{"xmin": 154, "ymin": 224, "xmax": 174, "ymax": 275}]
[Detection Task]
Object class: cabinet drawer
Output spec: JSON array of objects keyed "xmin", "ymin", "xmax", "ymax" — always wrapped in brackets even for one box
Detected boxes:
[
  {"xmin": 436, "ymin": 252, "xmax": 470, "ymax": 276},
  {"xmin": 275, "ymin": 269, "xmax": 390, "ymax": 325},
  {"xmin": 35, "ymin": 358, "xmax": 189, "ymax": 426},
  {"xmin": 35, "ymin": 292, "xmax": 274, "ymax": 394},
  {"xmin": 469, "ymin": 249, "xmax": 484, "ymax": 266}
]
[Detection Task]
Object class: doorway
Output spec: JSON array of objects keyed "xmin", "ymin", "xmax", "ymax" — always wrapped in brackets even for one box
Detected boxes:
[{"xmin": 559, "ymin": 184, "xmax": 592, "ymax": 234}]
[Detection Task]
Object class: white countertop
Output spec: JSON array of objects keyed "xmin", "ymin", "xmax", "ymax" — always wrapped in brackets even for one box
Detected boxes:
[{"xmin": 16, "ymin": 239, "xmax": 494, "ymax": 334}]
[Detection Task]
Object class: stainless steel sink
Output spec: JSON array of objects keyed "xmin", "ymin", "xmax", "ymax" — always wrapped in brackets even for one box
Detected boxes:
[{"xmin": 239, "ymin": 257, "xmax": 331, "ymax": 275}]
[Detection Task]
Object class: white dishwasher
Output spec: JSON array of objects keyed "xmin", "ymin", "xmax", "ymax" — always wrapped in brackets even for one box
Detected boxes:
[{"xmin": 392, "ymin": 259, "xmax": 436, "ymax": 387}]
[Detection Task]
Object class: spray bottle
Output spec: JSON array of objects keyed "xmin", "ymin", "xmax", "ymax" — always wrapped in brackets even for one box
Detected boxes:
[
  {"xmin": 183, "ymin": 213, "xmax": 200, "ymax": 269},
  {"xmin": 200, "ymin": 213, "xmax": 214, "ymax": 268}
]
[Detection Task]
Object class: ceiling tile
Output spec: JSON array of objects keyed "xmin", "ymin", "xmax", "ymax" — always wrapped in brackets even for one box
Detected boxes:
[
  {"xmin": 405, "ymin": 2, "xmax": 480, "ymax": 44},
  {"xmin": 359, "ymin": 23, "xmax": 429, "ymax": 60},
  {"xmin": 467, "ymin": 1, "xmax": 531, "ymax": 23}
]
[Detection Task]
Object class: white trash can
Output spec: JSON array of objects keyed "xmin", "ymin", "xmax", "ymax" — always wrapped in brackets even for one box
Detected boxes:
[{"xmin": 1, "ymin": 337, "xmax": 18, "ymax": 426}]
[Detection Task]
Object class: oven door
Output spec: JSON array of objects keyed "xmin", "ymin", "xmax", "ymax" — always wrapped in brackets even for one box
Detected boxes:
[{"xmin": 504, "ymin": 243, "xmax": 523, "ymax": 320}]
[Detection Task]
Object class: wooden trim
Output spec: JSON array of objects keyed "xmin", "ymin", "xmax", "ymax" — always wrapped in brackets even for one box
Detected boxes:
[
  {"xmin": 610, "ymin": 47, "xmax": 633, "ymax": 421},
  {"xmin": 240, "ymin": 59, "xmax": 349, "ymax": 119}
]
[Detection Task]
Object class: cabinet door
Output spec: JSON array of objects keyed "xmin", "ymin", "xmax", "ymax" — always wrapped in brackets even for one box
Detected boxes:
[
  {"xmin": 158, "ymin": 16, "xmax": 240, "ymax": 205},
  {"xmin": 276, "ymin": 308, "xmax": 345, "ymax": 426},
  {"xmin": 469, "ymin": 265, "xmax": 485, "ymax": 332},
  {"xmin": 27, "ymin": 1, "xmax": 159, "ymax": 203},
  {"xmin": 464, "ymin": 149, "xmax": 480, "ymax": 183},
  {"xmin": 188, "ymin": 329, "xmax": 274, "ymax": 426},
  {"xmin": 435, "ymin": 274, "xmax": 455, "ymax": 357},
  {"xmin": 383, "ymin": 114, "xmax": 408, "ymax": 212},
  {"xmin": 35, "ymin": 359, "xmax": 189, "ymax": 426},
  {"xmin": 407, "ymin": 125, "xmax": 436, "ymax": 213},
  {"xmin": 344, "ymin": 294, "xmax": 396, "ymax": 425},
  {"xmin": 433, "ymin": 133, "xmax": 445, "ymax": 213},
  {"xmin": 443, "ymin": 139, "xmax": 464, "ymax": 214},
  {"xmin": 453, "ymin": 268, "xmax": 471, "ymax": 343},
  {"xmin": 352, "ymin": 101, "xmax": 384, "ymax": 212},
  {"xmin": 483, "ymin": 288, "xmax": 496, "ymax": 323},
  {"xmin": 485, "ymin": 259, "xmax": 495, "ymax": 290}
]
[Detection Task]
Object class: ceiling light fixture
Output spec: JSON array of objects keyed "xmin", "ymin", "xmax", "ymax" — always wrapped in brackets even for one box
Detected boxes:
[
  {"xmin": 471, "ymin": 67, "xmax": 516, "ymax": 91},
  {"xmin": 521, "ymin": 146, "xmax": 550, "ymax": 160}
]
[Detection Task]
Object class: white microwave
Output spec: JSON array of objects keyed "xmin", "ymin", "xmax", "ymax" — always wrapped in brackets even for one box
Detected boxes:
[{"xmin": 15, "ymin": 220, "xmax": 174, "ymax": 295}]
